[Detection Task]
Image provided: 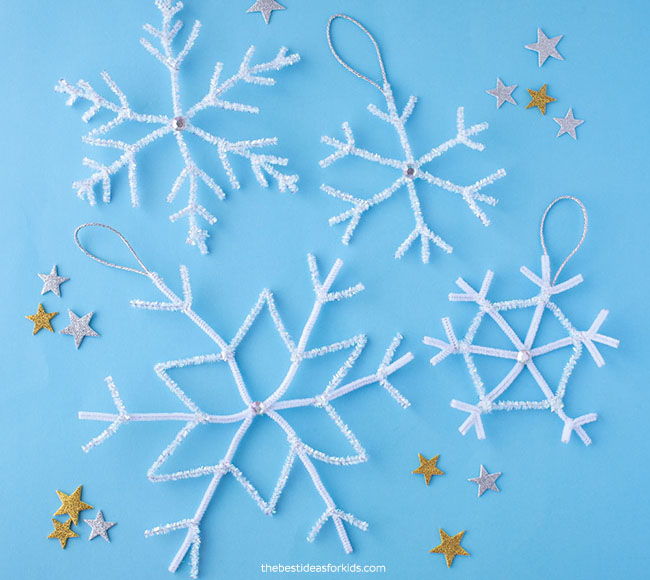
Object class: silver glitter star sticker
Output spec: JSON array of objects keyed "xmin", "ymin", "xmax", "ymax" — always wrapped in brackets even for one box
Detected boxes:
[
  {"xmin": 38, "ymin": 265, "xmax": 69, "ymax": 297},
  {"xmin": 84, "ymin": 510, "xmax": 116, "ymax": 542},
  {"xmin": 247, "ymin": 0, "xmax": 286, "ymax": 24},
  {"xmin": 468, "ymin": 465, "xmax": 501, "ymax": 497},
  {"xmin": 60, "ymin": 309, "xmax": 99, "ymax": 348},
  {"xmin": 486, "ymin": 77, "xmax": 517, "ymax": 109},
  {"xmin": 553, "ymin": 108, "xmax": 584, "ymax": 139},
  {"xmin": 525, "ymin": 28, "xmax": 564, "ymax": 67}
]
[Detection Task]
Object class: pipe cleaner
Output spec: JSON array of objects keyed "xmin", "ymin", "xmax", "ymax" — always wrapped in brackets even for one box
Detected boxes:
[
  {"xmin": 56, "ymin": 0, "xmax": 300, "ymax": 254},
  {"xmin": 320, "ymin": 14, "xmax": 506, "ymax": 263},
  {"xmin": 423, "ymin": 197, "xmax": 619, "ymax": 445},
  {"xmin": 74, "ymin": 223, "xmax": 413, "ymax": 577}
]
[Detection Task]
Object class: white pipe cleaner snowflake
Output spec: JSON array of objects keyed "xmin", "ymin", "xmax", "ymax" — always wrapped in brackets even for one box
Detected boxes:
[
  {"xmin": 74, "ymin": 223, "xmax": 413, "ymax": 578},
  {"xmin": 423, "ymin": 197, "xmax": 619, "ymax": 445},
  {"xmin": 56, "ymin": 0, "xmax": 299, "ymax": 254},
  {"xmin": 320, "ymin": 14, "xmax": 506, "ymax": 263}
]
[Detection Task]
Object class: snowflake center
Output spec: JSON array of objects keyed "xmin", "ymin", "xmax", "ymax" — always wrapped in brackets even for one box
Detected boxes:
[
  {"xmin": 404, "ymin": 164, "xmax": 417, "ymax": 179},
  {"xmin": 517, "ymin": 350, "xmax": 531, "ymax": 364},
  {"xmin": 250, "ymin": 401, "xmax": 265, "ymax": 415},
  {"xmin": 172, "ymin": 116, "xmax": 187, "ymax": 131}
]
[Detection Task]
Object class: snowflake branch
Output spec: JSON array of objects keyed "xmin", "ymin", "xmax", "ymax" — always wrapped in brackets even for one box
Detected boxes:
[
  {"xmin": 521, "ymin": 255, "xmax": 584, "ymax": 295},
  {"xmin": 186, "ymin": 46, "xmax": 300, "ymax": 118},
  {"xmin": 321, "ymin": 178, "xmax": 406, "ymax": 245},
  {"xmin": 417, "ymin": 107, "xmax": 488, "ymax": 166},
  {"xmin": 274, "ymin": 334, "xmax": 413, "ymax": 412},
  {"xmin": 320, "ymin": 122, "xmax": 404, "ymax": 169},
  {"xmin": 580, "ymin": 309, "xmax": 620, "ymax": 367},
  {"xmin": 423, "ymin": 318, "xmax": 459, "ymax": 365},
  {"xmin": 266, "ymin": 410, "xmax": 367, "ymax": 551},
  {"xmin": 418, "ymin": 168, "xmax": 504, "ymax": 226},
  {"xmin": 55, "ymin": 72, "xmax": 173, "ymax": 206},
  {"xmin": 395, "ymin": 179, "xmax": 453, "ymax": 262},
  {"xmin": 186, "ymin": 125, "xmax": 298, "ymax": 194},
  {"xmin": 146, "ymin": 416, "xmax": 253, "ymax": 579}
]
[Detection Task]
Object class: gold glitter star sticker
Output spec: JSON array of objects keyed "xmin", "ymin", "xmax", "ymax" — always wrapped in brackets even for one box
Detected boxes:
[
  {"xmin": 526, "ymin": 84, "xmax": 556, "ymax": 115},
  {"xmin": 430, "ymin": 528, "xmax": 470, "ymax": 567},
  {"xmin": 47, "ymin": 518, "xmax": 78, "ymax": 549},
  {"xmin": 53, "ymin": 485, "xmax": 93, "ymax": 525},
  {"xmin": 412, "ymin": 453, "xmax": 444, "ymax": 485},
  {"xmin": 26, "ymin": 303, "xmax": 58, "ymax": 334}
]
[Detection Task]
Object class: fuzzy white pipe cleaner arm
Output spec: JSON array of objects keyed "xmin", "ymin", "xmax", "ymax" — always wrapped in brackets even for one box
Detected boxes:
[
  {"xmin": 75, "ymin": 223, "xmax": 413, "ymax": 578},
  {"xmin": 423, "ymin": 197, "xmax": 619, "ymax": 445},
  {"xmin": 320, "ymin": 14, "xmax": 506, "ymax": 264},
  {"xmin": 56, "ymin": 0, "xmax": 300, "ymax": 254}
]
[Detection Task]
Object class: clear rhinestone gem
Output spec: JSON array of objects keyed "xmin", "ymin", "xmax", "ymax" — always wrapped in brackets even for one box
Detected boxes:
[
  {"xmin": 250, "ymin": 401, "xmax": 264, "ymax": 415},
  {"xmin": 172, "ymin": 116, "xmax": 186, "ymax": 131},
  {"xmin": 405, "ymin": 165, "xmax": 416, "ymax": 178},
  {"xmin": 517, "ymin": 350, "xmax": 531, "ymax": 364}
]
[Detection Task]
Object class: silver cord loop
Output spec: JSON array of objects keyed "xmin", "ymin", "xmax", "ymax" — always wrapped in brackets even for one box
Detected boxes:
[
  {"xmin": 540, "ymin": 196, "xmax": 588, "ymax": 285},
  {"xmin": 326, "ymin": 14, "xmax": 389, "ymax": 93},
  {"xmin": 74, "ymin": 223, "xmax": 151, "ymax": 277}
]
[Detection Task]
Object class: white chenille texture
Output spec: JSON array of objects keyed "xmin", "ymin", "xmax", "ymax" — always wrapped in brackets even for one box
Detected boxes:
[
  {"xmin": 320, "ymin": 14, "xmax": 506, "ymax": 264},
  {"xmin": 56, "ymin": 0, "xmax": 300, "ymax": 254},
  {"xmin": 423, "ymin": 253, "xmax": 619, "ymax": 445},
  {"xmin": 76, "ymin": 224, "xmax": 413, "ymax": 578}
]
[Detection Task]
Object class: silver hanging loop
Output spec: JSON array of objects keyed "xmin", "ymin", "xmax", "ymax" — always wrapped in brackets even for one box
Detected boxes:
[
  {"xmin": 540, "ymin": 196, "xmax": 588, "ymax": 285},
  {"xmin": 74, "ymin": 223, "xmax": 151, "ymax": 277},
  {"xmin": 326, "ymin": 14, "xmax": 389, "ymax": 93}
]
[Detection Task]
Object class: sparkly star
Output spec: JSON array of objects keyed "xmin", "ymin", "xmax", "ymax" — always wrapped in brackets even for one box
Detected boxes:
[
  {"xmin": 47, "ymin": 518, "xmax": 78, "ymax": 549},
  {"xmin": 468, "ymin": 464, "xmax": 502, "ymax": 497},
  {"xmin": 59, "ymin": 309, "xmax": 99, "ymax": 349},
  {"xmin": 430, "ymin": 529, "xmax": 470, "ymax": 567},
  {"xmin": 246, "ymin": 0, "xmax": 285, "ymax": 24},
  {"xmin": 38, "ymin": 265, "xmax": 69, "ymax": 297},
  {"xmin": 553, "ymin": 108, "xmax": 584, "ymax": 139},
  {"xmin": 412, "ymin": 453, "xmax": 444, "ymax": 485},
  {"xmin": 85, "ymin": 510, "xmax": 116, "ymax": 542},
  {"xmin": 525, "ymin": 28, "xmax": 564, "ymax": 67},
  {"xmin": 486, "ymin": 77, "xmax": 517, "ymax": 108},
  {"xmin": 26, "ymin": 303, "xmax": 58, "ymax": 334},
  {"xmin": 53, "ymin": 485, "xmax": 93, "ymax": 525},
  {"xmin": 526, "ymin": 84, "xmax": 556, "ymax": 115}
]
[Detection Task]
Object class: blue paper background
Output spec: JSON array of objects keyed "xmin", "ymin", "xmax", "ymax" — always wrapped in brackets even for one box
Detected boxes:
[{"xmin": 1, "ymin": 0, "xmax": 648, "ymax": 578}]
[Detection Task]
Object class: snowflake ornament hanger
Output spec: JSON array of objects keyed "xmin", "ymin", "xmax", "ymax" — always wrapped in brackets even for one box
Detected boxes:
[
  {"xmin": 56, "ymin": 0, "xmax": 299, "ymax": 254},
  {"xmin": 74, "ymin": 223, "xmax": 413, "ymax": 578},
  {"xmin": 423, "ymin": 197, "xmax": 619, "ymax": 445},
  {"xmin": 320, "ymin": 14, "xmax": 506, "ymax": 264}
]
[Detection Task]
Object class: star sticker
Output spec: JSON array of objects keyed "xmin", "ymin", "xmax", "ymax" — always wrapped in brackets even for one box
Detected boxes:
[
  {"xmin": 246, "ymin": 0, "xmax": 286, "ymax": 24},
  {"xmin": 47, "ymin": 518, "xmax": 79, "ymax": 549},
  {"xmin": 430, "ymin": 528, "xmax": 470, "ymax": 567},
  {"xmin": 526, "ymin": 84, "xmax": 556, "ymax": 115},
  {"xmin": 38, "ymin": 265, "xmax": 69, "ymax": 297},
  {"xmin": 486, "ymin": 77, "xmax": 517, "ymax": 108},
  {"xmin": 85, "ymin": 510, "xmax": 116, "ymax": 542},
  {"xmin": 553, "ymin": 108, "xmax": 584, "ymax": 139},
  {"xmin": 468, "ymin": 464, "xmax": 502, "ymax": 497},
  {"xmin": 412, "ymin": 453, "xmax": 444, "ymax": 485},
  {"xmin": 525, "ymin": 28, "xmax": 564, "ymax": 67},
  {"xmin": 54, "ymin": 485, "xmax": 93, "ymax": 525},
  {"xmin": 26, "ymin": 303, "xmax": 58, "ymax": 334},
  {"xmin": 60, "ymin": 309, "xmax": 99, "ymax": 349}
]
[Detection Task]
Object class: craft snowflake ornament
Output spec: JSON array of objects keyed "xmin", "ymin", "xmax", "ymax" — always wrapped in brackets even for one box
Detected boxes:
[
  {"xmin": 75, "ymin": 223, "xmax": 413, "ymax": 578},
  {"xmin": 423, "ymin": 197, "xmax": 619, "ymax": 445},
  {"xmin": 320, "ymin": 15, "xmax": 506, "ymax": 263},
  {"xmin": 56, "ymin": 0, "xmax": 300, "ymax": 254}
]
